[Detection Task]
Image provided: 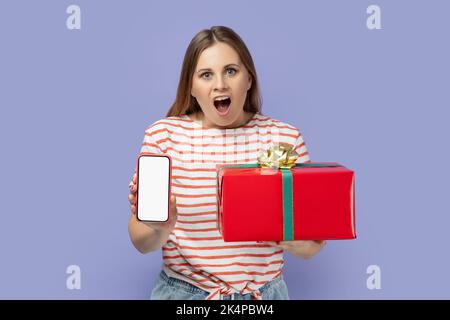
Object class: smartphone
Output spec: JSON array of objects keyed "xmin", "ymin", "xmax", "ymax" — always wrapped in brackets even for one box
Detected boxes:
[{"xmin": 136, "ymin": 153, "xmax": 171, "ymax": 222}]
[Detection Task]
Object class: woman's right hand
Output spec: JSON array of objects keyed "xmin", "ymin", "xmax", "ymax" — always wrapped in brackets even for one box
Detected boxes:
[{"xmin": 128, "ymin": 173, "xmax": 178, "ymax": 234}]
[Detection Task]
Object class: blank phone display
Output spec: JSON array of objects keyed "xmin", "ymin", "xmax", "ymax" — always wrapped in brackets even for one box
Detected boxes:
[{"xmin": 137, "ymin": 155, "xmax": 170, "ymax": 222}]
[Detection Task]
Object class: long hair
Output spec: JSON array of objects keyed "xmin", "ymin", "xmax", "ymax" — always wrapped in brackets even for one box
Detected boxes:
[{"xmin": 166, "ymin": 26, "xmax": 262, "ymax": 117}]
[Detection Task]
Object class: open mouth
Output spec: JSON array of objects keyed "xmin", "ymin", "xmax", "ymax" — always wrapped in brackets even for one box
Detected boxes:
[{"xmin": 214, "ymin": 97, "xmax": 231, "ymax": 115}]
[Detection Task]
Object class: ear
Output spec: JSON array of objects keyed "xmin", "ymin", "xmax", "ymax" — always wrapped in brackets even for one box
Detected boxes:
[{"xmin": 247, "ymin": 75, "xmax": 252, "ymax": 91}]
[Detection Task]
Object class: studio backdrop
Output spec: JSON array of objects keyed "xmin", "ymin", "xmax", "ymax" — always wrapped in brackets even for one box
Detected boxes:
[{"xmin": 0, "ymin": 0, "xmax": 449, "ymax": 299}]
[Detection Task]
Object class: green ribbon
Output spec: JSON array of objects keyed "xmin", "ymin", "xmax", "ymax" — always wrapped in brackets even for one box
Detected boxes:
[
  {"xmin": 281, "ymin": 168, "xmax": 294, "ymax": 240},
  {"xmin": 219, "ymin": 163, "xmax": 342, "ymax": 240}
]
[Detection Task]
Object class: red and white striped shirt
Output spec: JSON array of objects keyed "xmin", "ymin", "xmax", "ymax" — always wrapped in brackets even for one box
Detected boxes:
[{"xmin": 133, "ymin": 112, "xmax": 310, "ymax": 300}]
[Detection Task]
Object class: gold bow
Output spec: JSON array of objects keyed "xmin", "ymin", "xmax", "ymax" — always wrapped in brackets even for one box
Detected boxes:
[{"xmin": 257, "ymin": 143, "xmax": 299, "ymax": 169}]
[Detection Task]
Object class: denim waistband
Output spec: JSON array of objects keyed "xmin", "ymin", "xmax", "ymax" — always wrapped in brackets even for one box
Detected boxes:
[{"xmin": 158, "ymin": 269, "xmax": 283, "ymax": 296}]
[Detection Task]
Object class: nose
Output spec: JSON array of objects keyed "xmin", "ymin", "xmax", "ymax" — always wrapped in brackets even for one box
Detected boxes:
[{"xmin": 214, "ymin": 74, "xmax": 229, "ymax": 91}]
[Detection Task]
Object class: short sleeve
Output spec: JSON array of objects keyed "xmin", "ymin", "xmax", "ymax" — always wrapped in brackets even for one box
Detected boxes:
[
  {"xmin": 129, "ymin": 125, "xmax": 166, "ymax": 188},
  {"xmin": 139, "ymin": 127, "xmax": 165, "ymax": 155},
  {"xmin": 294, "ymin": 131, "xmax": 311, "ymax": 164}
]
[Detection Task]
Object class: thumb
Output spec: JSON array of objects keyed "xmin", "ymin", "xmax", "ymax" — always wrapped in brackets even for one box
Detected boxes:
[
  {"xmin": 169, "ymin": 195, "xmax": 178, "ymax": 225},
  {"xmin": 170, "ymin": 195, "xmax": 177, "ymax": 213}
]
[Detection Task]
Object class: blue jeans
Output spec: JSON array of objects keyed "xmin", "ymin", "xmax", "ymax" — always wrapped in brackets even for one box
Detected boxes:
[{"xmin": 150, "ymin": 270, "xmax": 290, "ymax": 300}]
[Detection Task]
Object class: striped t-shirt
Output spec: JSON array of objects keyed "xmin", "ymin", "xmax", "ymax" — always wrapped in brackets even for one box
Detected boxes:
[{"xmin": 132, "ymin": 112, "xmax": 310, "ymax": 300}]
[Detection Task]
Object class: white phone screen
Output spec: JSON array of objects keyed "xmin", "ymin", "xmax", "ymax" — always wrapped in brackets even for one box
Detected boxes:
[{"xmin": 137, "ymin": 154, "xmax": 171, "ymax": 222}]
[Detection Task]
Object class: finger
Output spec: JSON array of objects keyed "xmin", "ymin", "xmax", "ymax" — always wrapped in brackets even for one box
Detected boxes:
[
  {"xmin": 169, "ymin": 196, "xmax": 178, "ymax": 222},
  {"xmin": 276, "ymin": 242, "xmax": 290, "ymax": 250},
  {"xmin": 132, "ymin": 173, "xmax": 137, "ymax": 184},
  {"xmin": 130, "ymin": 204, "xmax": 136, "ymax": 215},
  {"xmin": 290, "ymin": 240, "xmax": 308, "ymax": 245},
  {"xmin": 170, "ymin": 195, "xmax": 177, "ymax": 212},
  {"xmin": 265, "ymin": 241, "xmax": 281, "ymax": 247},
  {"xmin": 315, "ymin": 240, "xmax": 326, "ymax": 247},
  {"xmin": 128, "ymin": 193, "xmax": 136, "ymax": 205},
  {"xmin": 130, "ymin": 184, "xmax": 137, "ymax": 194},
  {"xmin": 170, "ymin": 210, "xmax": 178, "ymax": 224}
]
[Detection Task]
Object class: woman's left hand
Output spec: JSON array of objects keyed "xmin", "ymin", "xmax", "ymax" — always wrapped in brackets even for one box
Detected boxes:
[{"xmin": 265, "ymin": 240, "xmax": 327, "ymax": 259}]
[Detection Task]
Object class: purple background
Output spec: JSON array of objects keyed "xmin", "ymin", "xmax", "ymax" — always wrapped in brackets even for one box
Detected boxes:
[{"xmin": 1, "ymin": 0, "xmax": 449, "ymax": 299}]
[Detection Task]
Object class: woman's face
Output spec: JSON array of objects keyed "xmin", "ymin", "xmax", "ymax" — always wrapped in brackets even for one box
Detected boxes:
[{"xmin": 191, "ymin": 42, "xmax": 252, "ymax": 129}]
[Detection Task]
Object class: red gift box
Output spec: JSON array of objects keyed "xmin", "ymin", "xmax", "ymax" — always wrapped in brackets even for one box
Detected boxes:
[{"xmin": 216, "ymin": 162, "xmax": 356, "ymax": 242}]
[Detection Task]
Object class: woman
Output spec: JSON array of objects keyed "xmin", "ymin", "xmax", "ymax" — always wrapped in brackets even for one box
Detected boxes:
[{"xmin": 128, "ymin": 26, "xmax": 326, "ymax": 300}]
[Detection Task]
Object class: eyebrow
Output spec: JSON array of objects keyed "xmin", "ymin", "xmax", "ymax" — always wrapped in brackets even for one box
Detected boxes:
[{"xmin": 196, "ymin": 63, "xmax": 240, "ymax": 74}]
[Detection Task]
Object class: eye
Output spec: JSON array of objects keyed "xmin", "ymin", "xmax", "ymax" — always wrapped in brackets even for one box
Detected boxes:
[
  {"xmin": 226, "ymin": 68, "xmax": 237, "ymax": 76},
  {"xmin": 200, "ymin": 72, "xmax": 212, "ymax": 80}
]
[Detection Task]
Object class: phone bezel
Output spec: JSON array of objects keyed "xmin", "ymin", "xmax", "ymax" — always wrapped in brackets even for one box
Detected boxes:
[{"xmin": 136, "ymin": 153, "xmax": 172, "ymax": 222}]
